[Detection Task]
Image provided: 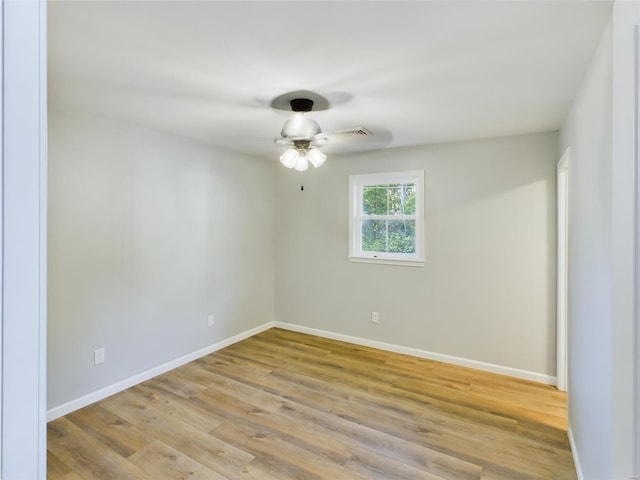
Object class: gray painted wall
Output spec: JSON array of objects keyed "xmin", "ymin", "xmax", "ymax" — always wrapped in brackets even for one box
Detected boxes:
[
  {"xmin": 560, "ymin": 20, "xmax": 613, "ymax": 479},
  {"xmin": 561, "ymin": 4, "xmax": 639, "ymax": 475},
  {"xmin": 275, "ymin": 132, "xmax": 558, "ymax": 378},
  {"xmin": 47, "ymin": 110, "xmax": 275, "ymax": 409},
  {"xmin": 48, "ymin": 111, "xmax": 560, "ymax": 414},
  {"xmin": 610, "ymin": 2, "xmax": 639, "ymax": 476}
]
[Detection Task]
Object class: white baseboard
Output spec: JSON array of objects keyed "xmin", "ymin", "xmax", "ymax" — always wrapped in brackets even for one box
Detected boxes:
[
  {"xmin": 273, "ymin": 322, "xmax": 557, "ymax": 385},
  {"xmin": 48, "ymin": 320, "xmax": 556, "ymax": 422},
  {"xmin": 568, "ymin": 425, "xmax": 584, "ymax": 480},
  {"xmin": 46, "ymin": 322, "xmax": 274, "ymax": 422}
]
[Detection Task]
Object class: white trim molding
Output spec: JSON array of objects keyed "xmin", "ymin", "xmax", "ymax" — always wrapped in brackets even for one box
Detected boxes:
[
  {"xmin": 634, "ymin": 21, "xmax": 640, "ymax": 480},
  {"xmin": 568, "ymin": 426, "xmax": 585, "ymax": 480},
  {"xmin": 2, "ymin": 1, "xmax": 48, "ymax": 477},
  {"xmin": 47, "ymin": 322, "xmax": 273, "ymax": 422},
  {"xmin": 274, "ymin": 322, "xmax": 557, "ymax": 385},
  {"xmin": 557, "ymin": 147, "xmax": 570, "ymax": 392},
  {"xmin": 348, "ymin": 256, "xmax": 425, "ymax": 268}
]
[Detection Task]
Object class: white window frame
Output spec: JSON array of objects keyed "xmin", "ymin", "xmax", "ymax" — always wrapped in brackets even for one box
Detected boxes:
[{"xmin": 349, "ymin": 170, "xmax": 425, "ymax": 267}]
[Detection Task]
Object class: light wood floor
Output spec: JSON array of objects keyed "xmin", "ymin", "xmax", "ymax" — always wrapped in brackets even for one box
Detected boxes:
[{"xmin": 48, "ymin": 328, "xmax": 576, "ymax": 479}]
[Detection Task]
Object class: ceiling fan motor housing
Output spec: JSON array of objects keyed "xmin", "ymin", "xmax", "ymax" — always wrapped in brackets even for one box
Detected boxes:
[{"xmin": 281, "ymin": 115, "xmax": 321, "ymax": 140}]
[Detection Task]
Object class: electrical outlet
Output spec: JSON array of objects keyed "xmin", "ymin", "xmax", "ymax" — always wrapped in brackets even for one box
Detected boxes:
[
  {"xmin": 94, "ymin": 348, "xmax": 105, "ymax": 365},
  {"xmin": 208, "ymin": 314, "xmax": 215, "ymax": 326},
  {"xmin": 371, "ymin": 311, "xmax": 379, "ymax": 323}
]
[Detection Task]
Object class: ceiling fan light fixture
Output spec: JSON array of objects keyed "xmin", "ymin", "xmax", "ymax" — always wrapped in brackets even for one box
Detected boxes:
[
  {"xmin": 280, "ymin": 148, "xmax": 298, "ymax": 168},
  {"xmin": 307, "ymin": 148, "xmax": 326, "ymax": 168},
  {"xmin": 280, "ymin": 147, "xmax": 326, "ymax": 171},
  {"xmin": 274, "ymin": 95, "xmax": 332, "ymax": 176},
  {"xmin": 293, "ymin": 151, "xmax": 309, "ymax": 172}
]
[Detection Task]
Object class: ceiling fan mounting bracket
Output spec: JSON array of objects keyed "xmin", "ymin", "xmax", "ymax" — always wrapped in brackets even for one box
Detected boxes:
[
  {"xmin": 270, "ymin": 90, "xmax": 329, "ymax": 112},
  {"xmin": 292, "ymin": 139, "xmax": 311, "ymax": 149},
  {"xmin": 290, "ymin": 98, "xmax": 314, "ymax": 113}
]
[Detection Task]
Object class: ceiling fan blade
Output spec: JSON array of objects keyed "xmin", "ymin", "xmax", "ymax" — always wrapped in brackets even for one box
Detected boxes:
[
  {"xmin": 307, "ymin": 128, "xmax": 373, "ymax": 148},
  {"xmin": 274, "ymin": 137, "xmax": 291, "ymax": 146}
]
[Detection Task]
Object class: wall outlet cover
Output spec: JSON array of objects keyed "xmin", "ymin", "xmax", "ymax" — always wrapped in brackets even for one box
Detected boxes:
[{"xmin": 94, "ymin": 348, "xmax": 105, "ymax": 365}]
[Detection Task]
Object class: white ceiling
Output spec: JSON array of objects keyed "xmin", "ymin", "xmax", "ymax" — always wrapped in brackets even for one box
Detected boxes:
[{"xmin": 48, "ymin": 1, "xmax": 612, "ymax": 158}]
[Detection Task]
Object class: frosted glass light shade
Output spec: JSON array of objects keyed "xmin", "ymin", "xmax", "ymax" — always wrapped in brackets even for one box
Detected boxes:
[
  {"xmin": 280, "ymin": 147, "xmax": 326, "ymax": 171},
  {"xmin": 307, "ymin": 148, "xmax": 326, "ymax": 168},
  {"xmin": 293, "ymin": 152, "xmax": 309, "ymax": 171},
  {"xmin": 280, "ymin": 148, "xmax": 298, "ymax": 168}
]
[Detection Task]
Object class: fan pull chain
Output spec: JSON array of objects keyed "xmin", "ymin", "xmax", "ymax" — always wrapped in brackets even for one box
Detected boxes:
[{"xmin": 300, "ymin": 171, "xmax": 304, "ymax": 191}]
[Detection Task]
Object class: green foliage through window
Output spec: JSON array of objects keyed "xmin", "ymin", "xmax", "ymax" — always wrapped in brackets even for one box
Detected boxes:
[
  {"xmin": 361, "ymin": 183, "xmax": 416, "ymax": 254},
  {"xmin": 362, "ymin": 184, "xmax": 416, "ymax": 215}
]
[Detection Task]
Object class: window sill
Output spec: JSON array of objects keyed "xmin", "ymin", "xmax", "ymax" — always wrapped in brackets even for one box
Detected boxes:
[{"xmin": 348, "ymin": 256, "xmax": 425, "ymax": 268}]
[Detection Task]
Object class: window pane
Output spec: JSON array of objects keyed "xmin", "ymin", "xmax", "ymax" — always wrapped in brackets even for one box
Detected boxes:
[
  {"xmin": 388, "ymin": 183, "xmax": 416, "ymax": 215},
  {"xmin": 387, "ymin": 184, "xmax": 401, "ymax": 215},
  {"xmin": 361, "ymin": 219, "xmax": 415, "ymax": 254},
  {"xmin": 403, "ymin": 184, "xmax": 416, "ymax": 215},
  {"xmin": 362, "ymin": 219, "xmax": 386, "ymax": 252},
  {"xmin": 388, "ymin": 220, "xmax": 415, "ymax": 253},
  {"xmin": 363, "ymin": 183, "xmax": 417, "ymax": 216},
  {"xmin": 362, "ymin": 186, "xmax": 387, "ymax": 215}
]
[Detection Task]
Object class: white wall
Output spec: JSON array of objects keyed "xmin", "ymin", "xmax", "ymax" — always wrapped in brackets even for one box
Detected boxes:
[
  {"xmin": 275, "ymin": 131, "xmax": 558, "ymax": 379},
  {"xmin": 47, "ymin": 109, "xmax": 275, "ymax": 411},
  {"xmin": 610, "ymin": 2, "xmax": 640, "ymax": 477},
  {"xmin": 560, "ymin": 20, "xmax": 613, "ymax": 479},
  {"xmin": 561, "ymin": 4, "xmax": 639, "ymax": 476}
]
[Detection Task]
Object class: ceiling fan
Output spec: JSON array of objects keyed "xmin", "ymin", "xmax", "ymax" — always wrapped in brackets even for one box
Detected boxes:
[{"xmin": 272, "ymin": 91, "xmax": 375, "ymax": 174}]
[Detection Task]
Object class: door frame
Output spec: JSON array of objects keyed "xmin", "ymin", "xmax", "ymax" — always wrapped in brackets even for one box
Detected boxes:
[
  {"xmin": 634, "ymin": 22, "xmax": 640, "ymax": 477},
  {"xmin": 557, "ymin": 147, "xmax": 570, "ymax": 392},
  {"xmin": 1, "ymin": 1, "xmax": 48, "ymax": 477}
]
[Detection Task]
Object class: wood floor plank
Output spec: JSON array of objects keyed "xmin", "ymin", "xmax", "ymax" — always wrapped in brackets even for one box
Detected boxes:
[
  {"xmin": 48, "ymin": 328, "xmax": 576, "ymax": 479},
  {"xmin": 46, "ymin": 450, "xmax": 81, "ymax": 480},
  {"xmin": 100, "ymin": 389, "xmax": 257, "ymax": 478},
  {"xmin": 127, "ymin": 440, "xmax": 228, "ymax": 480},
  {"xmin": 345, "ymin": 449, "xmax": 454, "ymax": 480},
  {"xmin": 276, "ymin": 400, "xmax": 485, "ymax": 479},
  {"xmin": 213, "ymin": 419, "xmax": 370, "ymax": 480},
  {"xmin": 64, "ymin": 404, "xmax": 152, "ymax": 459},
  {"xmin": 47, "ymin": 418, "xmax": 154, "ymax": 480},
  {"xmin": 187, "ymin": 367, "xmax": 287, "ymax": 412},
  {"xmin": 128, "ymin": 382, "xmax": 226, "ymax": 432},
  {"xmin": 194, "ymin": 388, "xmax": 354, "ymax": 465}
]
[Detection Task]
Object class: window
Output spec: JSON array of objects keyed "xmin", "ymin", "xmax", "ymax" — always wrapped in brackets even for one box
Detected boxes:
[{"xmin": 349, "ymin": 170, "xmax": 425, "ymax": 266}]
